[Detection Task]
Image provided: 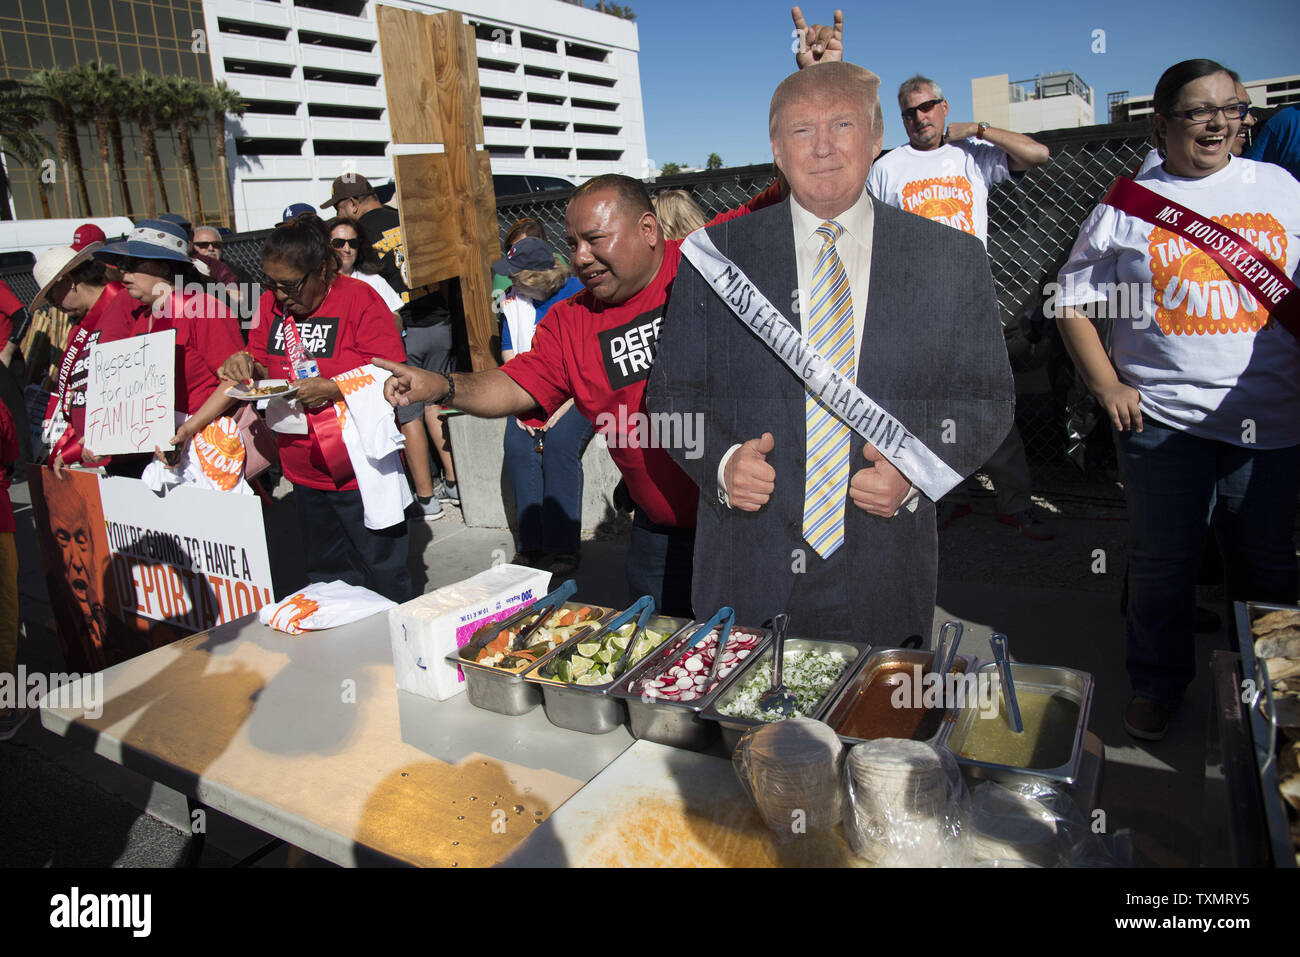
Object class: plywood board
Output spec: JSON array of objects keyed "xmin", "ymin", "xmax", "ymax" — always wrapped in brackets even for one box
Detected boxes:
[
  {"xmin": 393, "ymin": 152, "xmax": 459, "ymax": 286},
  {"xmin": 376, "ymin": 6, "xmax": 443, "ymax": 145}
]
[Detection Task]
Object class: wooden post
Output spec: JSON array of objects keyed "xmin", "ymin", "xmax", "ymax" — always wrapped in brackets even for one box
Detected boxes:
[{"xmin": 376, "ymin": 6, "xmax": 502, "ymax": 372}]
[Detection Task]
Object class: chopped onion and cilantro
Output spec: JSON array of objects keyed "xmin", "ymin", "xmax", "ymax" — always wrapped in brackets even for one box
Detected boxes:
[{"xmin": 717, "ymin": 649, "xmax": 848, "ymax": 721}]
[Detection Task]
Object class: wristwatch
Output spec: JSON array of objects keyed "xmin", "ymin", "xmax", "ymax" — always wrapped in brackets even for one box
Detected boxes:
[{"xmin": 976, "ymin": 121, "xmax": 990, "ymax": 140}]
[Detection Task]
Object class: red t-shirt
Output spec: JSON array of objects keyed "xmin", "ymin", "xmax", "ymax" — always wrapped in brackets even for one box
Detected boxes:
[
  {"xmin": 58, "ymin": 282, "xmax": 136, "ymax": 437},
  {"xmin": 0, "ymin": 400, "xmax": 16, "ymax": 534},
  {"xmin": 499, "ymin": 185, "xmax": 780, "ymax": 528},
  {"xmin": 0, "ymin": 279, "xmax": 23, "ymax": 344},
  {"xmin": 130, "ymin": 291, "xmax": 246, "ymax": 415},
  {"xmin": 247, "ymin": 274, "xmax": 407, "ymax": 491}
]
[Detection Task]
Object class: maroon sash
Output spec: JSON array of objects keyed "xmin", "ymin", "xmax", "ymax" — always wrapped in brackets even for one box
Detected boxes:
[
  {"xmin": 279, "ymin": 310, "xmax": 354, "ymax": 486},
  {"xmin": 1102, "ymin": 176, "xmax": 1300, "ymax": 339}
]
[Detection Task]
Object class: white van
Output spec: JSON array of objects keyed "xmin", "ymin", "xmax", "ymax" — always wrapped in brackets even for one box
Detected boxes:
[{"xmin": 0, "ymin": 217, "xmax": 135, "ymax": 258}]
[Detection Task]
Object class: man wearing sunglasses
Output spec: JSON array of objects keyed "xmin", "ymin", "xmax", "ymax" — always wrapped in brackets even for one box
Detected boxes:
[{"xmin": 868, "ymin": 75, "xmax": 1052, "ymax": 542}]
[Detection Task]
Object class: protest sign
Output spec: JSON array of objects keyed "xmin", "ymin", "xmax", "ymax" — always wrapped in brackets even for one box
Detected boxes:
[
  {"xmin": 26, "ymin": 466, "xmax": 119, "ymax": 672},
  {"xmin": 83, "ymin": 329, "xmax": 175, "ymax": 456},
  {"xmin": 98, "ymin": 477, "xmax": 274, "ymax": 631},
  {"xmin": 27, "ymin": 468, "xmax": 275, "ymax": 670}
]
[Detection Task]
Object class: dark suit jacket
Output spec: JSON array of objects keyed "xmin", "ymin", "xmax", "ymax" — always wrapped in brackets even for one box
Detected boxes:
[{"xmin": 646, "ymin": 196, "xmax": 1014, "ymax": 642}]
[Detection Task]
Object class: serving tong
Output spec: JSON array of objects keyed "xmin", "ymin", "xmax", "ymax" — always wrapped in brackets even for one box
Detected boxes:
[
  {"xmin": 584, "ymin": 594, "xmax": 658, "ymax": 682},
  {"xmin": 930, "ymin": 620, "xmax": 964, "ymax": 682},
  {"xmin": 989, "ymin": 632, "xmax": 1024, "ymax": 733},
  {"xmin": 757, "ymin": 613, "xmax": 798, "ymax": 718},
  {"xmin": 663, "ymin": 606, "xmax": 736, "ymax": 693},
  {"xmin": 462, "ymin": 578, "xmax": 579, "ymax": 661}
]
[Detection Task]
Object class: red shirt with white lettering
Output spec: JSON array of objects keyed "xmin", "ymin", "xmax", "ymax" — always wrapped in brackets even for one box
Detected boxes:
[
  {"xmin": 502, "ymin": 242, "xmax": 697, "ymax": 526},
  {"xmin": 500, "ymin": 186, "xmax": 779, "ymax": 527},
  {"xmin": 130, "ymin": 291, "xmax": 246, "ymax": 415},
  {"xmin": 247, "ymin": 274, "xmax": 407, "ymax": 491}
]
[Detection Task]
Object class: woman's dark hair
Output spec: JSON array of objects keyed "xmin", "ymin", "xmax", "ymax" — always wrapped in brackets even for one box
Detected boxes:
[
  {"xmin": 66, "ymin": 259, "xmax": 108, "ymax": 288},
  {"xmin": 324, "ymin": 215, "xmax": 382, "ymax": 275},
  {"xmin": 1153, "ymin": 58, "xmax": 1231, "ymax": 116},
  {"xmin": 505, "ymin": 217, "xmax": 547, "ymax": 248},
  {"xmin": 1150, "ymin": 58, "xmax": 1232, "ymax": 156},
  {"xmin": 263, "ymin": 211, "xmax": 339, "ymax": 280},
  {"xmin": 124, "ymin": 256, "xmax": 207, "ymax": 289}
]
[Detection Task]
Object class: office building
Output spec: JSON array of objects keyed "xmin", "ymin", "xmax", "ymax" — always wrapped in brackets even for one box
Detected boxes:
[
  {"xmin": 971, "ymin": 72, "xmax": 1095, "ymax": 134},
  {"xmin": 2, "ymin": 0, "xmax": 648, "ymax": 229}
]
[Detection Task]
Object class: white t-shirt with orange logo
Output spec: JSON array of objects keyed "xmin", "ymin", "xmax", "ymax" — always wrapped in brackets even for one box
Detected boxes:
[
  {"xmin": 867, "ymin": 140, "xmax": 1010, "ymax": 247},
  {"xmin": 1056, "ymin": 156, "xmax": 1300, "ymax": 448}
]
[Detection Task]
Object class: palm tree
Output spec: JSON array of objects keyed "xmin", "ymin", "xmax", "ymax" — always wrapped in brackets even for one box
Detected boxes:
[
  {"xmin": 70, "ymin": 61, "xmax": 117, "ymax": 216},
  {"xmin": 164, "ymin": 76, "xmax": 207, "ymax": 223},
  {"xmin": 104, "ymin": 69, "xmax": 135, "ymax": 217},
  {"xmin": 206, "ymin": 80, "xmax": 245, "ymax": 228},
  {"xmin": 26, "ymin": 69, "xmax": 91, "ymax": 217},
  {"xmin": 126, "ymin": 72, "xmax": 169, "ymax": 216},
  {"xmin": 0, "ymin": 77, "xmax": 53, "ymax": 220}
]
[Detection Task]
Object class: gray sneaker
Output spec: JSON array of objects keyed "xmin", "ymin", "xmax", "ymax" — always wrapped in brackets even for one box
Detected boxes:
[
  {"xmin": 435, "ymin": 479, "xmax": 460, "ymax": 507},
  {"xmin": 415, "ymin": 495, "xmax": 445, "ymax": 521}
]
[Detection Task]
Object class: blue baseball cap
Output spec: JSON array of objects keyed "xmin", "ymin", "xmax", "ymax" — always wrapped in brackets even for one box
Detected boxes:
[{"xmin": 282, "ymin": 203, "xmax": 316, "ymax": 222}]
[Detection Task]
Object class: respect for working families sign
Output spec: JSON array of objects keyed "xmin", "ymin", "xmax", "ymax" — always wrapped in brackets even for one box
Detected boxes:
[
  {"xmin": 83, "ymin": 329, "xmax": 175, "ymax": 456},
  {"xmin": 28, "ymin": 468, "xmax": 274, "ymax": 672}
]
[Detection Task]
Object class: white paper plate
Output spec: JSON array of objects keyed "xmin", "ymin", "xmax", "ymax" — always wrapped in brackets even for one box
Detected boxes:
[{"xmin": 226, "ymin": 379, "xmax": 298, "ymax": 401}]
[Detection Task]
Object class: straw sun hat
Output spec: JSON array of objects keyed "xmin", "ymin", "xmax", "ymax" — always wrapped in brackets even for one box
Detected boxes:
[{"xmin": 30, "ymin": 243, "xmax": 102, "ymax": 310}]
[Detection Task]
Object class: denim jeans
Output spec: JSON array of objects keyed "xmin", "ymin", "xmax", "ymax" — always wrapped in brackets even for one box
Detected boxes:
[
  {"xmin": 626, "ymin": 510, "xmax": 695, "ymax": 618},
  {"xmin": 1116, "ymin": 420, "xmax": 1299, "ymax": 705},
  {"xmin": 293, "ymin": 485, "xmax": 413, "ymax": 604},
  {"xmin": 502, "ymin": 406, "xmax": 593, "ymax": 554}
]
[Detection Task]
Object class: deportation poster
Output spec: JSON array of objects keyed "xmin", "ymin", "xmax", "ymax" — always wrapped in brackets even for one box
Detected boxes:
[{"xmin": 28, "ymin": 468, "xmax": 274, "ymax": 671}]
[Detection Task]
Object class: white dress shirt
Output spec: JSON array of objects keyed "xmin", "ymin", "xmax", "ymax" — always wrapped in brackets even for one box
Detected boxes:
[{"xmin": 716, "ymin": 187, "xmax": 918, "ymax": 513}]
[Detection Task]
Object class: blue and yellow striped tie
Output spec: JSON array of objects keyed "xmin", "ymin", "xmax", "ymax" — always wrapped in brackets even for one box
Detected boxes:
[{"xmin": 802, "ymin": 220, "xmax": 855, "ymax": 559}]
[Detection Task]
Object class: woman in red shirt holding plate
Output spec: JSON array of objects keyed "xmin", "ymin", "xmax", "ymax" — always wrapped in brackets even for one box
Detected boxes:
[{"xmin": 219, "ymin": 214, "xmax": 412, "ymax": 603}]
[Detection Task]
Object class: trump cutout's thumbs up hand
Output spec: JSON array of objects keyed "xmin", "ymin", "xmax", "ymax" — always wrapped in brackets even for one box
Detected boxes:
[
  {"xmin": 725, "ymin": 432, "xmax": 777, "ymax": 512},
  {"xmin": 849, "ymin": 442, "xmax": 911, "ymax": 516}
]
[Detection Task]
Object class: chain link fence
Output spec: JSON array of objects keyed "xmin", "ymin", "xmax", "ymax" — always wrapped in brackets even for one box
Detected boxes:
[{"xmin": 7, "ymin": 121, "xmax": 1155, "ymax": 489}]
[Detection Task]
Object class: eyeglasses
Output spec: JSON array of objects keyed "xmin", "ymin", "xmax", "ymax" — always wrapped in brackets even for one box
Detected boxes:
[
  {"xmin": 194, "ymin": 240, "xmax": 222, "ymax": 250},
  {"xmin": 330, "ymin": 237, "xmax": 361, "ymax": 250},
  {"xmin": 260, "ymin": 270, "xmax": 314, "ymax": 297},
  {"xmin": 1167, "ymin": 102, "xmax": 1251, "ymax": 123},
  {"xmin": 902, "ymin": 98, "xmax": 944, "ymax": 122}
]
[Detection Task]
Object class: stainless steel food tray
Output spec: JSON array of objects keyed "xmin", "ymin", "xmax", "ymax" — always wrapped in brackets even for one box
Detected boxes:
[
  {"xmin": 822, "ymin": 648, "xmax": 975, "ymax": 747},
  {"xmin": 448, "ymin": 601, "xmax": 616, "ymax": 716},
  {"xmin": 699, "ymin": 639, "xmax": 868, "ymax": 752},
  {"xmin": 610, "ymin": 622, "xmax": 771, "ymax": 751},
  {"xmin": 939, "ymin": 662, "xmax": 1094, "ymax": 787},
  {"xmin": 1233, "ymin": 600, "xmax": 1299, "ymax": 868},
  {"xmin": 522, "ymin": 612, "xmax": 693, "ymax": 735}
]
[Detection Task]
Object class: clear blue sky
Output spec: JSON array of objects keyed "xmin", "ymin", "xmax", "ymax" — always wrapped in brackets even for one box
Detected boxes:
[{"xmin": 629, "ymin": 0, "xmax": 1300, "ymax": 169}]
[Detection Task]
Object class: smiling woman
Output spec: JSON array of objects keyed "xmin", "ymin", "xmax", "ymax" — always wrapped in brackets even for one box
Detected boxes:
[{"xmin": 1053, "ymin": 58, "xmax": 1300, "ymax": 741}]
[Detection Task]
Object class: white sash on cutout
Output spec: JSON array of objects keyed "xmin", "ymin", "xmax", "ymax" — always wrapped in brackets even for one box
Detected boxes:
[{"xmin": 679, "ymin": 230, "xmax": 963, "ymax": 502}]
